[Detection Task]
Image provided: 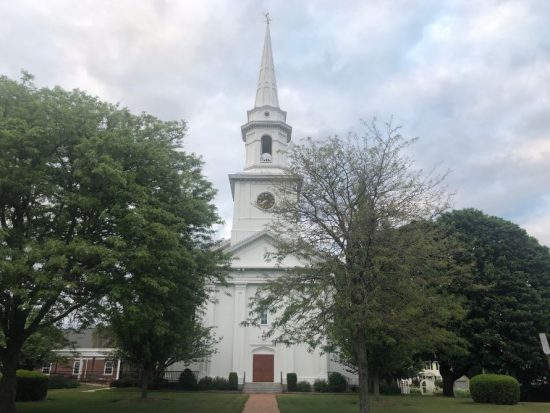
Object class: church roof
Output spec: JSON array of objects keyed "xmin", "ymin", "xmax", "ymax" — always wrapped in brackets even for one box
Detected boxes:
[{"xmin": 254, "ymin": 20, "xmax": 279, "ymax": 109}]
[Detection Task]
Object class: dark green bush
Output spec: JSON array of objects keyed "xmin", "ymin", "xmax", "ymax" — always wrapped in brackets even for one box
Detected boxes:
[
  {"xmin": 470, "ymin": 374, "xmax": 520, "ymax": 405},
  {"xmin": 179, "ymin": 369, "xmax": 197, "ymax": 390},
  {"xmin": 434, "ymin": 379, "xmax": 443, "ymax": 388},
  {"xmin": 228, "ymin": 372, "xmax": 238, "ymax": 390},
  {"xmin": 287, "ymin": 373, "xmax": 297, "ymax": 391},
  {"xmin": 379, "ymin": 382, "xmax": 400, "ymax": 395},
  {"xmin": 314, "ymin": 379, "xmax": 328, "ymax": 392},
  {"xmin": 521, "ymin": 382, "xmax": 550, "ymax": 402},
  {"xmin": 296, "ymin": 381, "xmax": 311, "ymax": 392},
  {"xmin": 410, "ymin": 387, "xmax": 422, "ymax": 395},
  {"xmin": 48, "ymin": 375, "xmax": 79, "ymax": 389},
  {"xmin": 198, "ymin": 376, "xmax": 213, "ymax": 390},
  {"xmin": 212, "ymin": 376, "xmax": 230, "ymax": 390},
  {"xmin": 328, "ymin": 372, "xmax": 347, "ymax": 392},
  {"xmin": 110, "ymin": 377, "xmax": 140, "ymax": 387},
  {"xmin": 15, "ymin": 370, "xmax": 48, "ymax": 401}
]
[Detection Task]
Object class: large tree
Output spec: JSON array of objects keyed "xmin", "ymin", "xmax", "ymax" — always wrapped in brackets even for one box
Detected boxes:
[
  {"xmin": 0, "ymin": 73, "xmax": 222, "ymax": 411},
  {"xmin": 102, "ymin": 141, "xmax": 228, "ymax": 397},
  {"xmin": 247, "ymin": 122, "xmax": 456, "ymax": 413},
  {"xmin": 434, "ymin": 209, "xmax": 550, "ymax": 396}
]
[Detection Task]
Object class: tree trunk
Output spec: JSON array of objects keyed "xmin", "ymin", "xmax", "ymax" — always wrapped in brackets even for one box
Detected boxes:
[
  {"xmin": 356, "ymin": 334, "xmax": 370, "ymax": 413},
  {"xmin": 140, "ymin": 367, "xmax": 151, "ymax": 399},
  {"xmin": 439, "ymin": 361, "xmax": 461, "ymax": 398},
  {"xmin": 372, "ymin": 371, "xmax": 380, "ymax": 399},
  {"xmin": 0, "ymin": 345, "xmax": 22, "ymax": 413}
]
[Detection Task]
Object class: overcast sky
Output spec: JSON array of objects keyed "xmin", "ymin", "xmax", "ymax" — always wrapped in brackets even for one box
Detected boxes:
[{"xmin": 1, "ymin": 0, "xmax": 549, "ymax": 246}]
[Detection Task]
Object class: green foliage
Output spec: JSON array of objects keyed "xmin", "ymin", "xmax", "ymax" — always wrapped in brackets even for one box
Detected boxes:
[
  {"xmin": 313, "ymin": 379, "xmax": 328, "ymax": 392},
  {"xmin": 287, "ymin": 373, "xmax": 297, "ymax": 391},
  {"xmin": 379, "ymin": 382, "xmax": 400, "ymax": 395},
  {"xmin": 19, "ymin": 326, "xmax": 69, "ymax": 370},
  {"xmin": 409, "ymin": 388, "xmax": 422, "ymax": 395},
  {"xmin": 434, "ymin": 379, "xmax": 443, "ymax": 389},
  {"xmin": 196, "ymin": 376, "xmax": 230, "ymax": 391},
  {"xmin": 198, "ymin": 376, "xmax": 214, "ymax": 390},
  {"xmin": 295, "ymin": 381, "xmax": 312, "ymax": 392},
  {"xmin": 246, "ymin": 121, "xmax": 455, "ymax": 413},
  {"xmin": 48, "ymin": 375, "xmax": 79, "ymax": 389},
  {"xmin": 179, "ymin": 369, "xmax": 197, "ymax": 390},
  {"xmin": 211, "ymin": 377, "xmax": 230, "ymax": 390},
  {"xmin": 0, "ymin": 72, "xmax": 226, "ymax": 409},
  {"xmin": 327, "ymin": 372, "xmax": 347, "ymax": 392},
  {"xmin": 15, "ymin": 370, "xmax": 48, "ymax": 401},
  {"xmin": 470, "ymin": 374, "xmax": 520, "ymax": 405},
  {"xmin": 435, "ymin": 209, "xmax": 550, "ymax": 393},
  {"xmin": 228, "ymin": 372, "xmax": 238, "ymax": 391},
  {"xmin": 109, "ymin": 378, "xmax": 140, "ymax": 388}
]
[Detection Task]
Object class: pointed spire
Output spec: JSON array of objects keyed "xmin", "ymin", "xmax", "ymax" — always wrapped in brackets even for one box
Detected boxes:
[{"xmin": 254, "ymin": 16, "xmax": 279, "ymax": 108}]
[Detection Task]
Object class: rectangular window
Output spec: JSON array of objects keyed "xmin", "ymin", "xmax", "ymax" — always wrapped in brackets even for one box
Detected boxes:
[
  {"xmin": 104, "ymin": 360, "xmax": 114, "ymax": 375},
  {"xmin": 260, "ymin": 311, "xmax": 268, "ymax": 325},
  {"xmin": 434, "ymin": 361, "xmax": 440, "ymax": 371},
  {"xmin": 73, "ymin": 361, "xmax": 80, "ymax": 375},
  {"xmin": 424, "ymin": 361, "xmax": 432, "ymax": 371},
  {"xmin": 41, "ymin": 363, "xmax": 51, "ymax": 374}
]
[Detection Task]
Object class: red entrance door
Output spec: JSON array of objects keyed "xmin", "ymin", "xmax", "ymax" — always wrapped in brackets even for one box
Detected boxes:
[{"xmin": 253, "ymin": 354, "xmax": 274, "ymax": 382}]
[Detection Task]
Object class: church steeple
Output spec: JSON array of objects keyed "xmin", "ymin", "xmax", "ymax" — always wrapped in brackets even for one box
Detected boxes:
[
  {"xmin": 230, "ymin": 17, "xmax": 294, "ymax": 244},
  {"xmin": 240, "ymin": 17, "xmax": 292, "ymax": 171},
  {"xmin": 254, "ymin": 18, "xmax": 279, "ymax": 108}
]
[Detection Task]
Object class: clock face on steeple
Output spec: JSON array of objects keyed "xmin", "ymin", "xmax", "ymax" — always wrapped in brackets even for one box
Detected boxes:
[{"xmin": 256, "ymin": 192, "xmax": 275, "ymax": 210}]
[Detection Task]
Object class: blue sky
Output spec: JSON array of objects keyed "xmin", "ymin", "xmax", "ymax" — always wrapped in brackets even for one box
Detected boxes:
[{"xmin": 1, "ymin": 0, "xmax": 549, "ymax": 245}]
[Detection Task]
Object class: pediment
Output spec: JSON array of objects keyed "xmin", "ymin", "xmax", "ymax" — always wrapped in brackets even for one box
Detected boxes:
[{"xmin": 223, "ymin": 230, "xmax": 302, "ymax": 269}]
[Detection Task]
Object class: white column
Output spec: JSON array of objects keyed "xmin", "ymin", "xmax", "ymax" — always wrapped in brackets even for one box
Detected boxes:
[
  {"xmin": 320, "ymin": 351, "xmax": 328, "ymax": 379},
  {"xmin": 205, "ymin": 297, "xmax": 216, "ymax": 377},
  {"xmin": 115, "ymin": 359, "xmax": 121, "ymax": 380},
  {"xmin": 231, "ymin": 284, "xmax": 247, "ymax": 378}
]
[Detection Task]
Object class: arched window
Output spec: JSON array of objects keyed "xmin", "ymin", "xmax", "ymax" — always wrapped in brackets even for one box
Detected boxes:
[{"xmin": 260, "ymin": 135, "xmax": 272, "ymax": 163}]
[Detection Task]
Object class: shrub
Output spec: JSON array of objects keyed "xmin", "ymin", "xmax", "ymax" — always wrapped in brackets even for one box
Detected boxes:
[
  {"xmin": 328, "ymin": 372, "xmax": 347, "ymax": 392},
  {"xmin": 198, "ymin": 376, "xmax": 214, "ymax": 390},
  {"xmin": 434, "ymin": 379, "xmax": 443, "ymax": 388},
  {"xmin": 15, "ymin": 370, "xmax": 48, "ymax": 401},
  {"xmin": 379, "ymin": 382, "xmax": 400, "ymax": 395},
  {"xmin": 179, "ymin": 369, "xmax": 197, "ymax": 390},
  {"xmin": 212, "ymin": 376, "xmax": 230, "ymax": 390},
  {"xmin": 410, "ymin": 387, "xmax": 422, "ymax": 395},
  {"xmin": 149, "ymin": 377, "xmax": 174, "ymax": 390},
  {"xmin": 110, "ymin": 377, "xmax": 140, "ymax": 387},
  {"xmin": 314, "ymin": 379, "xmax": 328, "ymax": 392},
  {"xmin": 470, "ymin": 374, "xmax": 520, "ymax": 405},
  {"xmin": 228, "ymin": 372, "xmax": 238, "ymax": 390},
  {"xmin": 48, "ymin": 375, "xmax": 79, "ymax": 389},
  {"xmin": 287, "ymin": 373, "xmax": 297, "ymax": 391},
  {"xmin": 296, "ymin": 381, "xmax": 311, "ymax": 392}
]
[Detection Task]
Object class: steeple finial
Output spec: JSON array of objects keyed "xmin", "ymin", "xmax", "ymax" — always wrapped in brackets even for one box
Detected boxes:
[{"xmin": 254, "ymin": 15, "xmax": 279, "ymax": 108}]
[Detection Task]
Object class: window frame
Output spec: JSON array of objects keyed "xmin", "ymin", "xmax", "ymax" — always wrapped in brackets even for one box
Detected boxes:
[
  {"xmin": 41, "ymin": 363, "xmax": 51, "ymax": 375},
  {"xmin": 73, "ymin": 360, "xmax": 81, "ymax": 375},
  {"xmin": 260, "ymin": 135, "xmax": 273, "ymax": 162},
  {"xmin": 103, "ymin": 359, "xmax": 114, "ymax": 375},
  {"xmin": 260, "ymin": 311, "xmax": 268, "ymax": 325}
]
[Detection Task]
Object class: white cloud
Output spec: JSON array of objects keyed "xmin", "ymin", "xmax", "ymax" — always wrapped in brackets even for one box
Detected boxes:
[{"xmin": 0, "ymin": 0, "xmax": 549, "ymax": 246}]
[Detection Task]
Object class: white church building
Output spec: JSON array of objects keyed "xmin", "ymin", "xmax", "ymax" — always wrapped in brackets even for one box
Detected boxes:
[{"xmin": 180, "ymin": 22, "xmax": 343, "ymax": 387}]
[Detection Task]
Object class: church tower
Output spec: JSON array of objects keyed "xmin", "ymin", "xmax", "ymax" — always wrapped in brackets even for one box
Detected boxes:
[{"xmin": 229, "ymin": 19, "xmax": 292, "ymax": 245}]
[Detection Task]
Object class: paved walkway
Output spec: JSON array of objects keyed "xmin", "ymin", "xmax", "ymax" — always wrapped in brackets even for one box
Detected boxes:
[{"xmin": 242, "ymin": 394, "xmax": 280, "ymax": 413}]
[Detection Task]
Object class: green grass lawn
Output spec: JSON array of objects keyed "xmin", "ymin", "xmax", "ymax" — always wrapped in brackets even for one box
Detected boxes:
[
  {"xmin": 16, "ymin": 387, "xmax": 248, "ymax": 413},
  {"xmin": 277, "ymin": 394, "xmax": 550, "ymax": 413}
]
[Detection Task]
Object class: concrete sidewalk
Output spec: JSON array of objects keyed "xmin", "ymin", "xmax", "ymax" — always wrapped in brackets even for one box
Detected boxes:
[{"xmin": 242, "ymin": 394, "xmax": 280, "ymax": 413}]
